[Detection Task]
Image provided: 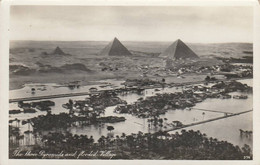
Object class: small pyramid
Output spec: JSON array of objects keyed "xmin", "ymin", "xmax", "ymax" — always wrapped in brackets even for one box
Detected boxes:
[
  {"xmin": 160, "ymin": 39, "xmax": 199, "ymax": 59},
  {"xmin": 100, "ymin": 37, "xmax": 132, "ymax": 56},
  {"xmin": 53, "ymin": 46, "xmax": 66, "ymax": 55}
]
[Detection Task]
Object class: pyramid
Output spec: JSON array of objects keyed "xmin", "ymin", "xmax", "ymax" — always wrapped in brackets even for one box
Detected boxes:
[
  {"xmin": 100, "ymin": 37, "xmax": 132, "ymax": 56},
  {"xmin": 160, "ymin": 39, "xmax": 199, "ymax": 59},
  {"xmin": 53, "ymin": 46, "xmax": 66, "ymax": 55}
]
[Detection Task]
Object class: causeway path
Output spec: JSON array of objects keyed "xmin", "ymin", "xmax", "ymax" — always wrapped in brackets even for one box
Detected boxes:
[{"xmin": 164, "ymin": 109, "xmax": 253, "ymax": 132}]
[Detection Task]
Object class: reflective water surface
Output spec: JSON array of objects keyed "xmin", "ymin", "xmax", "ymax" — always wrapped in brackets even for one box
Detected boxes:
[{"xmin": 9, "ymin": 79, "xmax": 253, "ymax": 148}]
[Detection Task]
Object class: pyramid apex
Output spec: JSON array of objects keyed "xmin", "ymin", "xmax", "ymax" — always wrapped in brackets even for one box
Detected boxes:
[
  {"xmin": 55, "ymin": 46, "xmax": 61, "ymax": 50},
  {"xmin": 113, "ymin": 37, "xmax": 119, "ymax": 41}
]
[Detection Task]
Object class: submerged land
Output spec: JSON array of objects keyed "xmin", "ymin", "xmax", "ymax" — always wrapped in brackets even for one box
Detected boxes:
[{"xmin": 9, "ymin": 40, "xmax": 253, "ymax": 159}]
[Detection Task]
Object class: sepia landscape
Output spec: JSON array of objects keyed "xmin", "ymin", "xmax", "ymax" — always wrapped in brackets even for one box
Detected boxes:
[{"xmin": 9, "ymin": 6, "xmax": 253, "ymax": 160}]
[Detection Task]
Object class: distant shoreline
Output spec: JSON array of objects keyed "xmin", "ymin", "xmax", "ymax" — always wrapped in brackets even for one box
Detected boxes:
[{"xmin": 9, "ymin": 40, "xmax": 253, "ymax": 45}]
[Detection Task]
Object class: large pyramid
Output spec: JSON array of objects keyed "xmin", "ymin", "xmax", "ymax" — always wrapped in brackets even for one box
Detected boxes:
[
  {"xmin": 160, "ymin": 39, "xmax": 199, "ymax": 59},
  {"xmin": 100, "ymin": 37, "xmax": 132, "ymax": 56}
]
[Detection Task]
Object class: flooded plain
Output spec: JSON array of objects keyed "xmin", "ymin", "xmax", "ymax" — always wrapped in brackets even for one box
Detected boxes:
[{"xmin": 9, "ymin": 79, "xmax": 253, "ymax": 148}]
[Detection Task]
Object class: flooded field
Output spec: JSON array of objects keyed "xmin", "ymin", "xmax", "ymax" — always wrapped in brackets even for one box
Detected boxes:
[
  {"xmin": 9, "ymin": 79, "xmax": 253, "ymax": 148},
  {"xmin": 9, "ymin": 79, "xmax": 125, "ymax": 99}
]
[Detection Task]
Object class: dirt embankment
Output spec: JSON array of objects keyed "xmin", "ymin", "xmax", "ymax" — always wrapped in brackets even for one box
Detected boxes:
[{"xmin": 9, "ymin": 71, "xmax": 124, "ymax": 90}]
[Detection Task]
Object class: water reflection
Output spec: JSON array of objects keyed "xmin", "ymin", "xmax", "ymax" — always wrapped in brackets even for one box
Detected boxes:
[
  {"xmin": 9, "ymin": 79, "xmax": 125, "ymax": 99},
  {"xmin": 9, "ymin": 79, "xmax": 253, "ymax": 148}
]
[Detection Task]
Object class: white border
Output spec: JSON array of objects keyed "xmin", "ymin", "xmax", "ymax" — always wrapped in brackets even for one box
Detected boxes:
[{"xmin": 1, "ymin": 0, "xmax": 259, "ymax": 165}]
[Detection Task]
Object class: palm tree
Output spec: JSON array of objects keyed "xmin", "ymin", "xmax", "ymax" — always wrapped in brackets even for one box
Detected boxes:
[
  {"xmin": 17, "ymin": 119, "xmax": 20, "ymax": 128},
  {"xmin": 202, "ymin": 112, "xmax": 205, "ymax": 120},
  {"xmin": 98, "ymin": 137, "xmax": 104, "ymax": 147},
  {"xmin": 116, "ymin": 135, "xmax": 120, "ymax": 148},
  {"xmin": 14, "ymin": 118, "xmax": 18, "ymax": 128},
  {"xmin": 147, "ymin": 119, "xmax": 151, "ymax": 127},
  {"xmin": 107, "ymin": 126, "xmax": 114, "ymax": 133},
  {"xmin": 121, "ymin": 133, "xmax": 127, "ymax": 146},
  {"xmin": 121, "ymin": 132, "xmax": 126, "ymax": 138},
  {"xmin": 18, "ymin": 135, "xmax": 24, "ymax": 146},
  {"xmin": 126, "ymin": 135, "xmax": 134, "ymax": 149}
]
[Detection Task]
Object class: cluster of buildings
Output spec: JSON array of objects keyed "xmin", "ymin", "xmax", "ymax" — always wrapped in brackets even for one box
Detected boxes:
[
  {"xmin": 114, "ymin": 80, "xmax": 252, "ymax": 118},
  {"xmin": 62, "ymin": 91, "xmax": 126, "ymax": 118}
]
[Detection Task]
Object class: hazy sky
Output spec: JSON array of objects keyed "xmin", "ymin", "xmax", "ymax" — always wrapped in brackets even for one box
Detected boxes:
[{"xmin": 10, "ymin": 6, "xmax": 253, "ymax": 43}]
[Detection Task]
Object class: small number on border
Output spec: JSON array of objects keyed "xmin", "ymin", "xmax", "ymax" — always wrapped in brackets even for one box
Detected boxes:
[{"xmin": 244, "ymin": 156, "xmax": 251, "ymax": 160}]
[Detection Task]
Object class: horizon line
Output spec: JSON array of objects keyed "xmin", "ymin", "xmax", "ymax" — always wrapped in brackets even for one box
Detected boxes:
[{"xmin": 9, "ymin": 40, "xmax": 253, "ymax": 44}]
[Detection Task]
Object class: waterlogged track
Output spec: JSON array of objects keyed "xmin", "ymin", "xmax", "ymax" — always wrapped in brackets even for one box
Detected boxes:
[
  {"xmin": 9, "ymin": 88, "xmax": 139, "ymax": 103},
  {"xmin": 9, "ymin": 91, "xmax": 94, "ymax": 103},
  {"xmin": 192, "ymin": 108, "xmax": 234, "ymax": 115},
  {"xmin": 164, "ymin": 109, "xmax": 253, "ymax": 132}
]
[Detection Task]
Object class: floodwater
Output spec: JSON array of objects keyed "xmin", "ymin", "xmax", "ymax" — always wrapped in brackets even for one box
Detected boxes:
[
  {"xmin": 9, "ymin": 79, "xmax": 125, "ymax": 99},
  {"xmin": 231, "ymin": 63, "xmax": 253, "ymax": 67},
  {"xmin": 9, "ymin": 79, "xmax": 253, "ymax": 148},
  {"xmin": 169, "ymin": 91, "xmax": 253, "ymax": 148}
]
